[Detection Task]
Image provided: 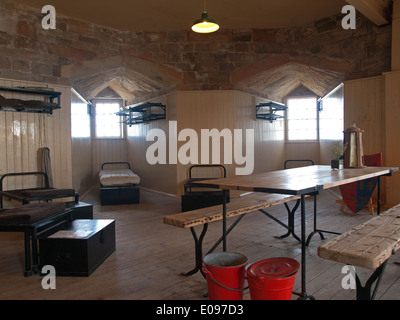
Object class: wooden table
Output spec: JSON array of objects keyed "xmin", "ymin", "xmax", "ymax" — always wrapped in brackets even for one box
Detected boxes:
[{"xmin": 192, "ymin": 165, "xmax": 398, "ymax": 300}]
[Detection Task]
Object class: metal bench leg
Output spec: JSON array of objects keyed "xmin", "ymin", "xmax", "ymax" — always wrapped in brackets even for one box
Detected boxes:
[
  {"xmin": 181, "ymin": 224, "xmax": 208, "ymax": 277},
  {"xmin": 355, "ymin": 260, "xmax": 388, "ymax": 300},
  {"xmin": 182, "ymin": 213, "xmax": 247, "ymax": 277},
  {"xmin": 23, "ymin": 230, "xmax": 33, "ymax": 277},
  {"xmin": 31, "ymin": 227, "xmax": 39, "ymax": 274}
]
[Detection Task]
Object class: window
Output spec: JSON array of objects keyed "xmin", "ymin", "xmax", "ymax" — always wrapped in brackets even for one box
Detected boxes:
[
  {"xmin": 93, "ymin": 101, "xmax": 124, "ymax": 138},
  {"xmin": 319, "ymin": 84, "xmax": 344, "ymax": 140},
  {"xmin": 286, "ymin": 96, "xmax": 318, "ymax": 141},
  {"xmin": 71, "ymin": 89, "xmax": 90, "ymax": 138}
]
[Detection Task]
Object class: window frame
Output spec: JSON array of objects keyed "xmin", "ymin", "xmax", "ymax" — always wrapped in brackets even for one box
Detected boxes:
[
  {"xmin": 91, "ymin": 98, "xmax": 125, "ymax": 140},
  {"xmin": 318, "ymin": 84, "xmax": 344, "ymax": 141},
  {"xmin": 285, "ymin": 95, "xmax": 319, "ymax": 143}
]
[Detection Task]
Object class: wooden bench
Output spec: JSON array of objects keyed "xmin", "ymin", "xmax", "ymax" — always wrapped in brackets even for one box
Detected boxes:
[
  {"xmin": 164, "ymin": 193, "xmax": 303, "ymax": 276},
  {"xmin": 318, "ymin": 203, "xmax": 400, "ymax": 300}
]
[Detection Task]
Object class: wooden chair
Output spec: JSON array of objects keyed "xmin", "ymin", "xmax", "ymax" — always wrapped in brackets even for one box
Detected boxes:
[{"xmin": 336, "ymin": 153, "xmax": 383, "ymax": 214}]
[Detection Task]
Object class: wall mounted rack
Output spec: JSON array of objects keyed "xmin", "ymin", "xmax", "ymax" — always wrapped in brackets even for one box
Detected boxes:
[
  {"xmin": 0, "ymin": 86, "xmax": 61, "ymax": 115},
  {"xmin": 256, "ymin": 101, "xmax": 287, "ymax": 122},
  {"xmin": 117, "ymin": 102, "xmax": 166, "ymax": 125}
]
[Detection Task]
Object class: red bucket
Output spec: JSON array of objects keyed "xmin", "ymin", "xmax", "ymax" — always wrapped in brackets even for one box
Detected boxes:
[
  {"xmin": 203, "ymin": 252, "xmax": 248, "ymax": 300},
  {"xmin": 246, "ymin": 257, "xmax": 299, "ymax": 300}
]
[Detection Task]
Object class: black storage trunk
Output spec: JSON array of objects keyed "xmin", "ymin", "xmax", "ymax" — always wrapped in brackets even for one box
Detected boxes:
[
  {"xmin": 100, "ymin": 185, "xmax": 139, "ymax": 205},
  {"xmin": 39, "ymin": 219, "xmax": 115, "ymax": 276},
  {"xmin": 181, "ymin": 191, "xmax": 230, "ymax": 212},
  {"xmin": 66, "ymin": 201, "xmax": 93, "ymax": 219},
  {"xmin": 181, "ymin": 165, "xmax": 230, "ymax": 212}
]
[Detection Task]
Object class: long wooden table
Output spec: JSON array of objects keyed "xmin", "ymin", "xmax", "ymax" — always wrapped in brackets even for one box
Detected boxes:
[{"xmin": 192, "ymin": 165, "xmax": 398, "ymax": 300}]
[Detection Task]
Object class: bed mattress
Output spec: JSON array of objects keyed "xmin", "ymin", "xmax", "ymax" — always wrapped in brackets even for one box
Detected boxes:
[{"xmin": 99, "ymin": 169, "xmax": 141, "ymax": 187}]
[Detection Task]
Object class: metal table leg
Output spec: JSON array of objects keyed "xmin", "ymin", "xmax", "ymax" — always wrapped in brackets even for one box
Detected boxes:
[
  {"xmin": 294, "ymin": 194, "xmax": 315, "ymax": 300},
  {"xmin": 222, "ymin": 189, "xmax": 227, "ymax": 251},
  {"xmin": 305, "ymin": 194, "xmax": 328, "ymax": 246},
  {"xmin": 207, "ymin": 214, "xmax": 246, "ymax": 254},
  {"xmin": 377, "ymin": 176, "xmax": 381, "ymax": 215},
  {"xmin": 273, "ymin": 199, "xmax": 301, "ymax": 242}
]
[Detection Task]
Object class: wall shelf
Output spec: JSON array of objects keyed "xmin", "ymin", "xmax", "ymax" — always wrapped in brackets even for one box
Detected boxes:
[
  {"xmin": 0, "ymin": 86, "xmax": 61, "ymax": 115},
  {"xmin": 117, "ymin": 102, "xmax": 166, "ymax": 125},
  {"xmin": 256, "ymin": 101, "xmax": 287, "ymax": 122}
]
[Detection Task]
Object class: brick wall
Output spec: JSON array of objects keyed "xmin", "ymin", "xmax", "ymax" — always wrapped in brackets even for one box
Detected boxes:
[{"xmin": 0, "ymin": 0, "xmax": 392, "ymax": 101}]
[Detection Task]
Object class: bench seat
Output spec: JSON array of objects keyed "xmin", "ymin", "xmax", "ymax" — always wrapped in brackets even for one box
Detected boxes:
[
  {"xmin": 164, "ymin": 193, "xmax": 301, "ymax": 228},
  {"xmin": 317, "ymin": 203, "xmax": 400, "ymax": 299},
  {"xmin": 164, "ymin": 192, "xmax": 303, "ymax": 277},
  {"xmin": 318, "ymin": 203, "xmax": 400, "ymax": 269}
]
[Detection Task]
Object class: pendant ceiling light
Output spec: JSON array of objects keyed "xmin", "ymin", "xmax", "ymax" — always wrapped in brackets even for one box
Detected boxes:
[{"xmin": 191, "ymin": 0, "xmax": 219, "ymax": 33}]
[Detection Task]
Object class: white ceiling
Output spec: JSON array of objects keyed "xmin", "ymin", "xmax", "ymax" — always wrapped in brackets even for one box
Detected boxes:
[{"xmin": 14, "ymin": 0, "xmax": 348, "ymax": 31}]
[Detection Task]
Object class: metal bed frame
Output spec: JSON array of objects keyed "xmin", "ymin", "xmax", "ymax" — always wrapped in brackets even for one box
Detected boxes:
[
  {"xmin": 100, "ymin": 162, "xmax": 140, "ymax": 205},
  {"xmin": 0, "ymin": 204, "xmax": 73, "ymax": 276},
  {"xmin": 181, "ymin": 164, "xmax": 230, "ymax": 212},
  {"xmin": 0, "ymin": 171, "xmax": 79, "ymax": 208}
]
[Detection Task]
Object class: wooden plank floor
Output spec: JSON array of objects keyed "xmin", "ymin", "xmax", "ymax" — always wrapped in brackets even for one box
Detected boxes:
[{"xmin": 0, "ymin": 188, "xmax": 399, "ymax": 300}]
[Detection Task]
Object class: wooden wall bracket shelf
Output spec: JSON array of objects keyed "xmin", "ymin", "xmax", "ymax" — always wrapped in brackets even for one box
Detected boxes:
[{"xmin": 0, "ymin": 86, "xmax": 61, "ymax": 115}]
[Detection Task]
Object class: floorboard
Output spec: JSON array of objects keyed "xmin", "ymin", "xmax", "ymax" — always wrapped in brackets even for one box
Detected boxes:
[{"xmin": 0, "ymin": 187, "xmax": 399, "ymax": 300}]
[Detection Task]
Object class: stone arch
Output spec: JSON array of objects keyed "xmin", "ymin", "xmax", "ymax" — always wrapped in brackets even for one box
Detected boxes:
[
  {"xmin": 232, "ymin": 54, "xmax": 347, "ymax": 101},
  {"xmin": 61, "ymin": 55, "xmax": 184, "ymax": 103}
]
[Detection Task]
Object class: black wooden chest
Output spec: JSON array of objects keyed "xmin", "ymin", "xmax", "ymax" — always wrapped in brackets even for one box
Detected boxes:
[
  {"xmin": 181, "ymin": 191, "xmax": 230, "ymax": 212},
  {"xmin": 39, "ymin": 219, "xmax": 115, "ymax": 276},
  {"xmin": 66, "ymin": 201, "xmax": 93, "ymax": 219},
  {"xmin": 100, "ymin": 185, "xmax": 140, "ymax": 205}
]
